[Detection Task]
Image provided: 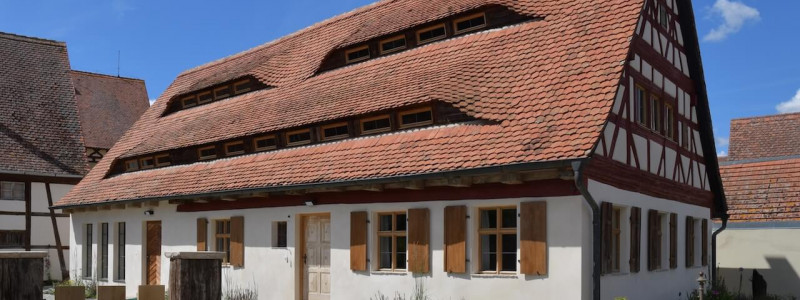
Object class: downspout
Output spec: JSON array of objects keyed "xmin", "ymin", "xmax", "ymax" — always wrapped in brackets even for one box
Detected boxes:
[
  {"xmin": 711, "ymin": 216, "xmax": 728, "ymax": 288},
  {"xmin": 572, "ymin": 159, "xmax": 601, "ymax": 300}
]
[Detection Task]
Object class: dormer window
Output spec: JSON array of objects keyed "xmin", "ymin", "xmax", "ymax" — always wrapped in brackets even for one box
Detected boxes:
[
  {"xmin": 321, "ymin": 123, "xmax": 350, "ymax": 141},
  {"xmin": 286, "ymin": 129, "xmax": 312, "ymax": 146},
  {"xmin": 225, "ymin": 141, "xmax": 246, "ymax": 156},
  {"xmin": 345, "ymin": 45, "xmax": 371, "ymax": 64},
  {"xmin": 197, "ymin": 91, "xmax": 213, "ymax": 105},
  {"xmin": 182, "ymin": 95, "xmax": 198, "ymax": 108},
  {"xmin": 198, "ymin": 146, "xmax": 217, "ymax": 160},
  {"xmin": 380, "ymin": 36, "xmax": 407, "ymax": 55},
  {"xmin": 233, "ymin": 80, "xmax": 252, "ymax": 94},
  {"xmin": 361, "ymin": 115, "xmax": 392, "ymax": 135},
  {"xmin": 417, "ymin": 24, "xmax": 447, "ymax": 44},
  {"xmin": 454, "ymin": 13, "xmax": 487, "ymax": 34},
  {"xmin": 124, "ymin": 159, "xmax": 139, "ymax": 172},
  {"xmin": 254, "ymin": 135, "xmax": 277, "ymax": 152},
  {"xmin": 155, "ymin": 154, "xmax": 171, "ymax": 167},
  {"xmin": 139, "ymin": 157, "xmax": 155, "ymax": 169},
  {"xmin": 399, "ymin": 107, "xmax": 433, "ymax": 129},
  {"xmin": 214, "ymin": 85, "xmax": 232, "ymax": 100}
]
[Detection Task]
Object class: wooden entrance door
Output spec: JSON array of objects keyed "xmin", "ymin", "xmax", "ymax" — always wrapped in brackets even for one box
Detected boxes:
[
  {"xmin": 145, "ymin": 221, "xmax": 161, "ymax": 285},
  {"xmin": 303, "ymin": 215, "xmax": 331, "ymax": 300}
]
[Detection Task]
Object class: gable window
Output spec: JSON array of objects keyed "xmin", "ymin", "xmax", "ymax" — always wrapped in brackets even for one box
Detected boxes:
[
  {"xmin": 197, "ymin": 91, "xmax": 214, "ymax": 105},
  {"xmin": 225, "ymin": 141, "xmax": 246, "ymax": 156},
  {"xmin": 380, "ymin": 36, "xmax": 407, "ymax": 55},
  {"xmin": 100, "ymin": 222, "xmax": 109, "ymax": 280},
  {"xmin": 254, "ymin": 135, "xmax": 277, "ymax": 152},
  {"xmin": 124, "ymin": 159, "xmax": 139, "ymax": 172},
  {"xmin": 361, "ymin": 115, "xmax": 392, "ymax": 135},
  {"xmin": 273, "ymin": 221, "xmax": 287, "ymax": 248},
  {"xmin": 116, "ymin": 222, "xmax": 126, "ymax": 281},
  {"xmin": 321, "ymin": 122, "xmax": 350, "ymax": 141},
  {"xmin": 286, "ymin": 129, "xmax": 312, "ymax": 146},
  {"xmin": 214, "ymin": 86, "xmax": 232, "ymax": 100},
  {"xmin": 215, "ymin": 219, "xmax": 231, "ymax": 264},
  {"xmin": 84, "ymin": 224, "xmax": 93, "ymax": 278},
  {"xmin": 198, "ymin": 146, "xmax": 217, "ymax": 160},
  {"xmin": 139, "ymin": 157, "xmax": 155, "ymax": 170},
  {"xmin": 399, "ymin": 107, "xmax": 433, "ymax": 129},
  {"xmin": 659, "ymin": 5, "xmax": 669, "ymax": 28},
  {"xmin": 454, "ymin": 13, "xmax": 487, "ymax": 34},
  {"xmin": 479, "ymin": 207, "xmax": 517, "ymax": 273},
  {"xmin": 155, "ymin": 154, "xmax": 171, "ymax": 167},
  {"xmin": 233, "ymin": 80, "xmax": 252, "ymax": 94},
  {"xmin": 0, "ymin": 181, "xmax": 24, "ymax": 201},
  {"xmin": 635, "ymin": 85, "xmax": 647, "ymax": 126},
  {"xmin": 417, "ymin": 24, "xmax": 447, "ymax": 44},
  {"xmin": 182, "ymin": 95, "xmax": 198, "ymax": 108},
  {"xmin": 664, "ymin": 103, "xmax": 675, "ymax": 140},
  {"xmin": 650, "ymin": 96, "xmax": 661, "ymax": 133},
  {"xmin": 377, "ymin": 212, "xmax": 407, "ymax": 271},
  {"xmin": 345, "ymin": 45, "xmax": 371, "ymax": 64}
]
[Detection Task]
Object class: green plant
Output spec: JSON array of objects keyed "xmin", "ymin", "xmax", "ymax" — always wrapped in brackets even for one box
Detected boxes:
[{"xmin": 222, "ymin": 273, "xmax": 258, "ymax": 300}]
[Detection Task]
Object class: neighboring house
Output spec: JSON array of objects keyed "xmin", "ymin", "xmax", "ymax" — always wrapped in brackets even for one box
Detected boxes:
[
  {"xmin": 718, "ymin": 113, "xmax": 800, "ymax": 297},
  {"xmin": 54, "ymin": 0, "xmax": 725, "ymax": 299},
  {"xmin": 0, "ymin": 31, "xmax": 148, "ymax": 281}
]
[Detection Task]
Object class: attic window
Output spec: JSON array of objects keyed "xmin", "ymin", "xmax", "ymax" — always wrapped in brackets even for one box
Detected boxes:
[
  {"xmin": 139, "ymin": 157, "xmax": 155, "ymax": 169},
  {"xmin": 254, "ymin": 135, "xmax": 277, "ymax": 152},
  {"xmin": 182, "ymin": 95, "xmax": 198, "ymax": 108},
  {"xmin": 380, "ymin": 36, "xmax": 407, "ymax": 55},
  {"xmin": 155, "ymin": 154, "xmax": 171, "ymax": 167},
  {"xmin": 399, "ymin": 107, "xmax": 433, "ymax": 129},
  {"xmin": 361, "ymin": 115, "xmax": 391, "ymax": 135},
  {"xmin": 286, "ymin": 129, "xmax": 312, "ymax": 146},
  {"xmin": 124, "ymin": 159, "xmax": 139, "ymax": 172},
  {"xmin": 417, "ymin": 24, "xmax": 447, "ymax": 44},
  {"xmin": 234, "ymin": 80, "xmax": 252, "ymax": 94},
  {"xmin": 198, "ymin": 146, "xmax": 217, "ymax": 160},
  {"xmin": 225, "ymin": 141, "xmax": 246, "ymax": 156},
  {"xmin": 214, "ymin": 85, "xmax": 232, "ymax": 100},
  {"xmin": 197, "ymin": 91, "xmax": 213, "ymax": 105},
  {"xmin": 454, "ymin": 13, "xmax": 487, "ymax": 34},
  {"xmin": 321, "ymin": 123, "xmax": 349, "ymax": 141},
  {"xmin": 345, "ymin": 45, "xmax": 371, "ymax": 64}
]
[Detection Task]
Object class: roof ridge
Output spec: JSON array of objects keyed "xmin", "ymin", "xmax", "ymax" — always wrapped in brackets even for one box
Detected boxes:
[
  {"xmin": 70, "ymin": 69, "xmax": 145, "ymax": 82},
  {"xmin": 731, "ymin": 111, "xmax": 800, "ymax": 123},
  {"xmin": 0, "ymin": 31, "xmax": 65, "ymax": 47},
  {"xmin": 720, "ymin": 155, "xmax": 800, "ymax": 166}
]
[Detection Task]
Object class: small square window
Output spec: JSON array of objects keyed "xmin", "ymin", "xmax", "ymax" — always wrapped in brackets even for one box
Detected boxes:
[
  {"xmin": 155, "ymin": 154, "xmax": 171, "ymax": 167},
  {"xmin": 453, "ymin": 13, "xmax": 487, "ymax": 34},
  {"xmin": 214, "ymin": 86, "xmax": 232, "ymax": 100},
  {"xmin": 139, "ymin": 157, "xmax": 155, "ymax": 169},
  {"xmin": 417, "ymin": 24, "xmax": 447, "ymax": 44},
  {"xmin": 225, "ymin": 141, "xmax": 246, "ymax": 156},
  {"xmin": 253, "ymin": 135, "xmax": 277, "ymax": 152},
  {"xmin": 198, "ymin": 146, "xmax": 217, "ymax": 160},
  {"xmin": 360, "ymin": 115, "xmax": 392, "ymax": 135},
  {"xmin": 345, "ymin": 45, "xmax": 371, "ymax": 64},
  {"xmin": 321, "ymin": 122, "xmax": 350, "ymax": 141},
  {"xmin": 398, "ymin": 108, "xmax": 433, "ymax": 129},
  {"xmin": 233, "ymin": 80, "xmax": 252, "ymax": 94},
  {"xmin": 380, "ymin": 36, "xmax": 407, "ymax": 55},
  {"xmin": 0, "ymin": 181, "xmax": 25, "ymax": 201},
  {"xmin": 286, "ymin": 129, "xmax": 312, "ymax": 146},
  {"xmin": 273, "ymin": 221, "xmax": 287, "ymax": 248},
  {"xmin": 197, "ymin": 91, "xmax": 213, "ymax": 104},
  {"xmin": 478, "ymin": 207, "xmax": 518, "ymax": 273},
  {"xmin": 377, "ymin": 212, "xmax": 407, "ymax": 271},
  {"xmin": 124, "ymin": 159, "xmax": 139, "ymax": 172},
  {"xmin": 181, "ymin": 95, "xmax": 198, "ymax": 108}
]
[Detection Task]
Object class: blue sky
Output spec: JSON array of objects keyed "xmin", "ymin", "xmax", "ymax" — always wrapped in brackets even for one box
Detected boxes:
[{"xmin": 0, "ymin": 0, "xmax": 796, "ymax": 156}]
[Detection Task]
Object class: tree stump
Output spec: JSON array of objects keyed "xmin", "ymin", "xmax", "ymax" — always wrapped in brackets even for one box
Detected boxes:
[
  {"xmin": 0, "ymin": 251, "xmax": 47, "ymax": 300},
  {"xmin": 166, "ymin": 252, "xmax": 224, "ymax": 300}
]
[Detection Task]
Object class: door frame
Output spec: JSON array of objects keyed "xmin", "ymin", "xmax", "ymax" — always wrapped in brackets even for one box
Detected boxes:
[{"xmin": 296, "ymin": 213, "xmax": 331, "ymax": 300}]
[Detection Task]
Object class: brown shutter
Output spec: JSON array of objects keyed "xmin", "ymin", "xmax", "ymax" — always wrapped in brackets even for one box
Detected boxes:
[
  {"xmin": 444, "ymin": 205, "xmax": 467, "ymax": 273},
  {"xmin": 629, "ymin": 207, "xmax": 641, "ymax": 273},
  {"xmin": 600, "ymin": 202, "xmax": 613, "ymax": 274},
  {"xmin": 350, "ymin": 211, "xmax": 368, "ymax": 271},
  {"xmin": 647, "ymin": 209, "xmax": 659, "ymax": 271},
  {"xmin": 230, "ymin": 216, "xmax": 244, "ymax": 267},
  {"xmin": 669, "ymin": 213, "xmax": 677, "ymax": 269},
  {"xmin": 701, "ymin": 219, "xmax": 708, "ymax": 266},
  {"xmin": 408, "ymin": 208, "xmax": 430, "ymax": 273},
  {"xmin": 685, "ymin": 217, "xmax": 694, "ymax": 267},
  {"xmin": 520, "ymin": 201, "xmax": 547, "ymax": 275},
  {"xmin": 197, "ymin": 218, "xmax": 207, "ymax": 251}
]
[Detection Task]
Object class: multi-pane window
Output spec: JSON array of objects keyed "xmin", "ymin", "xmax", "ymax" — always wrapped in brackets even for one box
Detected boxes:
[
  {"xmin": 215, "ymin": 220, "xmax": 232, "ymax": 264},
  {"xmin": 380, "ymin": 36, "xmax": 407, "ymax": 55},
  {"xmin": 233, "ymin": 80, "xmax": 252, "ymax": 94},
  {"xmin": 225, "ymin": 141, "xmax": 246, "ymax": 156},
  {"xmin": 198, "ymin": 91, "xmax": 214, "ymax": 104},
  {"xmin": 254, "ymin": 135, "xmax": 277, "ymax": 152},
  {"xmin": 124, "ymin": 160, "xmax": 139, "ymax": 172},
  {"xmin": 321, "ymin": 123, "xmax": 350, "ymax": 141},
  {"xmin": 84, "ymin": 224, "xmax": 93, "ymax": 278},
  {"xmin": 377, "ymin": 212, "xmax": 407, "ymax": 271},
  {"xmin": 635, "ymin": 85, "xmax": 647, "ymax": 126},
  {"xmin": 274, "ymin": 221, "xmax": 287, "ymax": 248},
  {"xmin": 286, "ymin": 129, "xmax": 312, "ymax": 146},
  {"xmin": 454, "ymin": 13, "xmax": 487, "ymax": 34},
  {"xmin": 361, "ymin": 115, "xmax": 392, "ymax": 134},
  {"xmin": 139, "ymin": 157, "xmax": 155, "ymax": 169},
  {"xmin": 650, "ymin": 96, "xmax": 661, "ymax": 133},
  {"xmin": 182, "ymin": 95, "xmax": 198, "ymax": 108},
  {"xmin": 100, "ymin": 223, "xmax": 109, "ymax": 279},
  {"xmin": 345, "ymin": 46, "xmax": 371, "ymax": 64},
  {"xmin": 198, "ymin": 146, "xmax": 217, "ymax": 160},
  {"xmin": 417, "ymin": 24, "xmax": 447, "ymax": 44},
  {"xmin": 116, "ymin": 222, "xmax": 126, "ymax": 281},
  {"xmin": 214, "ymin": 86, "xmax": 232, "ymax": 100},
  {"xmin": 611, "ymin": 208, "xmax": 622, "ymax": 273},
  {"xmin": 479, "ymin": 207, "xmax": 517, "ymax": 273},
  {"xmin": 155, "ymin": 154, "xmax": 171, "ymax": 167},
  {"xmin": 0, "ymin": 181, "xmax": 24, "ymax": 201},
  {"xmin": 399, "ymin": 108, "xmax": 433, "ymax": 129},
  {"xmin": 664, "ymin": 104, "xmax": 675, "ymax": 140}
]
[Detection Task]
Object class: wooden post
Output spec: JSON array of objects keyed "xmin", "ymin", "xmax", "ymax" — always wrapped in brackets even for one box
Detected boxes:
[
  {"xmin": 167, "ymin": 252, "xmax": 224, "ymax": 300},
  {"xmin": 0, "ymin": 251, "xmax": 47, "ymax": 300}
]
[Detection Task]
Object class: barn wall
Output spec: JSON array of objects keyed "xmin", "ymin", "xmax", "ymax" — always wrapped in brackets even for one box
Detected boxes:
[{"xmin": 717, "ymin": 227, "xmax": 800, "ymax": 298}]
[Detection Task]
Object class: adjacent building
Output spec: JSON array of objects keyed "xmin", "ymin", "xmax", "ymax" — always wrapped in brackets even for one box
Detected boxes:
[
  {"xmin": 717, "ymin": 113, "xmax": 800, "ymax": 297},
  {"xmin": 0, "ymin": 31, "xmax": 148, "ymax": 281},
  {"xmin": 55, "ymin": 0, "xmax": 726, "ymax": 299}
]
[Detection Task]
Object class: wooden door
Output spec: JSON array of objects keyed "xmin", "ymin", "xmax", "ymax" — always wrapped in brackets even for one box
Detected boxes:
[
  {"xmin": 303, "ymin": 216, "xmax": 331, "ymax": 300},
  {"xmin": 145, "ymin": 221, "xmax": 161, "ymax": 285}
]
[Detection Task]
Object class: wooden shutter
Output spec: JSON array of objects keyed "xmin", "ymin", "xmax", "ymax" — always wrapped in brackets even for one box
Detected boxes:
[
  {"xmin": 230, "ymin": 216, "xmax": 244, "ymax": 267},
  {"xmin": 701, "ymin": 219, "xmax": 708, "ymax": 266},
  {"xmin": 408, "ymin": 208, "xmax": 430, "ymax": 273},
  {"xmin": 600, "ymin": 202, "xmax": 613, "ymax": 274},
  {"xmin": 685, "ymin": 217, "xmax": 694, "ymax": 267},
  {"xmin": 629, "ymin": 207, "xmax": 641, "ymax": 273},
  {"xmin": 647, "ymin": 209, "xmax": 659, "ymax": 271},
  {"xmin": 520, "ymin": 201, "xmax": 547, "ymax": 275},
  {"xmin": 444, "ymin": 205, "xmax": 466, "ymax": 273},
  {"xmin": 669, "ymin": 213, "xmax": 677, "ymax": 269},
  {"xmin": 197, "ymin": 218, "xmax": 207, "ymax": 251},
  {"xmin": 350, "ymin": 211, "xmax": 368, "ymax": 271}
]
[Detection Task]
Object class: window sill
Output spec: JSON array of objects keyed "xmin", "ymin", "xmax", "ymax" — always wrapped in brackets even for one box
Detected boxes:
[
  {"xmin": 371, "ymin": 270, "xmax": 408, "ymax": 275},
  {"xmin": 471, "ymin": 273, "xmax": 518, "ymax": 279},
  {"xmin": 602, "ymin": 271, "xmax": 629, "ymax": 277},
  {"xmin": 113, "ymin": 280, "xmax": 126, "ymax": 284}
]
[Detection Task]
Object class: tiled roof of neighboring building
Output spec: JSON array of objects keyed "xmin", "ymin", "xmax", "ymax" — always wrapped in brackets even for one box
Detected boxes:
[
  {"xmin": 720, "ymin": 157, "xmax": 800, "ymax": 222},
  {"xmin": 58, "ymin": 0, "xmax": 646, "ymax": 207},
  {"xmin": 71, "ymin": 70, "xmax": 150, "ymax": 149},
  {"xmin": 0, "ymin": 32, "xmax": 87, "ymax": 177},
  {"xmin": 727, "ymin": 112, "xmax": 800, "ymax": 161}
]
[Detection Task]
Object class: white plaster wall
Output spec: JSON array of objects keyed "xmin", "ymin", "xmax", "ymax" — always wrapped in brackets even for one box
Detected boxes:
[
  {"xmin": 717, "ymin": 228, "xmax": 800, "ymax": 298},
  {"xmin": 70, "ymin": 195, "xmax": 591, "ymax": 299},
  {"xmin": 590, "ymin": 180, "xmax": 712, "ymax": 300}
]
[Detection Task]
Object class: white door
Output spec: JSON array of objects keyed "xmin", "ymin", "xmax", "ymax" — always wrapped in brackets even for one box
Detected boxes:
[{"xmin": 304, "ymin": 215, "xmax": 331, "ymax": 300}]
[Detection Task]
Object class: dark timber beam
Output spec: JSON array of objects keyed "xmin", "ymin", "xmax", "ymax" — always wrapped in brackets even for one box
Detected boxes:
[{"xmin": 46, "ymin": 183, "xmax": 68, "ymax": 280}]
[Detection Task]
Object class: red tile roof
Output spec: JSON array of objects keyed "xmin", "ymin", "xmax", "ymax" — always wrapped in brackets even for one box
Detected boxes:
[
  {"xmin": 71, "ymin": 70, "xmax": 150, "ymax": 149},
  {"xmin": 57, "ymin": 0, "xmax": 645, "ymax": 207},
  {"xmin": 728, "ymin": 113, "xmax": 800, "ymax": 161},
  {"xmin": 0, "ymin": 32, "xmax": 87, "ymax": 177},
  {"xmin": 721, "ymin": 158, "xmax": 800, "ymax": 222}
]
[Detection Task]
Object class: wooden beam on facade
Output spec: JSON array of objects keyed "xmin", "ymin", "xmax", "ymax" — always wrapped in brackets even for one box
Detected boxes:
[
  {"xmin": 146, "ymin": 200, "xmax": 160, "ymax": 207},
  {"xmin": 45, "ymin": 183, "xmax": 68, "ymax": 280},
  {"xmin": 445, "ymin": 176, "xmax": 472, "ymax": 188},
  {"xmin": 500, "ymin": 173, "xmax": 523, "ymax": 185},
  {"xmin": 128, "ymin": 202, "xmax": 142, "ymax": 208},
  {"xmin": 403, "ymin": 180, "xmax": 425, "ymax": 190},
  {"xmin": 114, "ymin": 204, "xmax": 127, "ymax": 210}
]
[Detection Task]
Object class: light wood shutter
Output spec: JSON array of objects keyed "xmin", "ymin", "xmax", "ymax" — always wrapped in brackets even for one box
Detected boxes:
[
  {"xmin": 230, "ymin": 216, "xmax": 244, "ymax": 267},
  {"xmin": 600, "ymin": 202, "xmax": 613, "ymax": 274},
  {"xmin": 197, "ymin": 218, "xmax": 207, "ymax": 251},
  {"xmin": 669, "ymin": 213, "xmax": 677, "ymax": 269},
  {"xmin": 408, "ymin": 208, "xmax": 430, "ymax": 273},
  {"xmin": 350, "ymin": 211, "xmax": 368, "ymax": 271},
  {"xmin": 647, "ymin": 209, "xmax": 659, "ymax": 271},
  {"xmin": 701, "ymin": 219, "xmax": 708, "ymax": 266},
  {"xmin": 520, "ymin": 201, "xmax": 547, "ymax": 275},
  {"xmin": 629, "ymin": 207, "xmax": 641, "ymax": 273},
  {"xmin": 685, "ymin": 217, "xmax": 695, "ymax": 267},
  {"xmin": 444, "ymin": 205, "xmax": 467, "ymax": 273}
]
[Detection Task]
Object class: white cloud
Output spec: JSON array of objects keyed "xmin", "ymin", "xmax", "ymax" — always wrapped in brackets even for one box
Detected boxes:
[
  {"xmin": 718, "ymin": 150, "xmax": 728, "ymax": 157},
  {"xmin": 703, "ymin": 0, "xmax": 760, "ymax": 42},
  {"xmin": 776, "ymin": 89, "xmax": 800, "ymax": 114},
  {"xmin": 715, "ymin": 136, "xmax": 729, "ymax": 148},
  {"xmin": 149, "ymin": 99, "xmax": 156, "ymax": 106}
]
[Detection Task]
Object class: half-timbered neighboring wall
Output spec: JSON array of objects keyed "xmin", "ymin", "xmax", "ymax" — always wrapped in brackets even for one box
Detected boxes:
[{"xmin": 591, "ymin": 0, "xmax": 713, "ymax": 208}]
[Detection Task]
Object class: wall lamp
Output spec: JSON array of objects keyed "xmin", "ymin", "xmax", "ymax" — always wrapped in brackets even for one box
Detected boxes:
[{"xmin": 144, "ymin": 209, "xmax": 154, "ymax": 216}]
